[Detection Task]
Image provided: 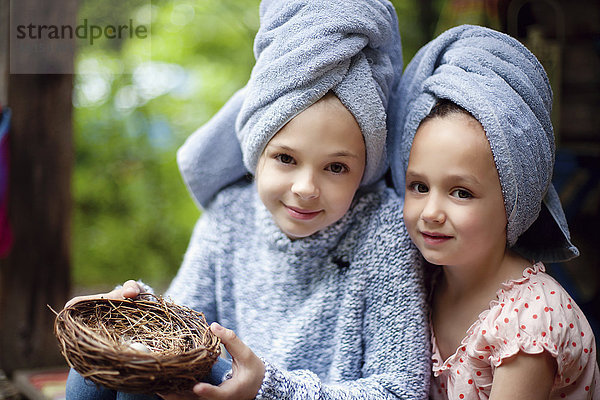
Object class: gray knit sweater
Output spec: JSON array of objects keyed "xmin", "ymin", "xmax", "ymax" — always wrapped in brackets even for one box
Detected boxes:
[{"xmin": 164, "ymin": 179, "xmax": 430, "ymax": 399}]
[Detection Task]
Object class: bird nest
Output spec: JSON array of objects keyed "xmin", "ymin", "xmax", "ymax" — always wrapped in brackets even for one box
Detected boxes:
[{"xmin": 53, "ymin": 295, "xmax": 221, "ymax": 394}]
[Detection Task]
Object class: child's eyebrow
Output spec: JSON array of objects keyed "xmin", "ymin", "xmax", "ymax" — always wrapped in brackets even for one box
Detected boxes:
[
  {"xmin": 266, "ymin": 144, "xmax": 294, "ymax": 152},
  {"xmin": 405, "ymin": 170, "xmax": 424, "ymax": 180},
  {"xmin": 445, "ymin": 174, "xmax": 481, "ymax": 186},
  {"xmin": 327, "ymin": 151, "xmax": 360, "ymax": 158},
  {"xmin": 405, "ymin": 170, "xmax": 481, "ymax": 186},
  {"xmin": 267, "ymin": 143, "xmax": 359, "ymax": 159}
]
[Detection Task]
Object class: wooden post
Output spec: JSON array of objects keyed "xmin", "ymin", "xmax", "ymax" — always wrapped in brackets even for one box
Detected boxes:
[
  {"xmin": 0, "ymin": 0, "xmax": 8, "ymax": 105},
  {"xmin": 0, "ymin": 0, "xmax": 76, "ymax": 373}
]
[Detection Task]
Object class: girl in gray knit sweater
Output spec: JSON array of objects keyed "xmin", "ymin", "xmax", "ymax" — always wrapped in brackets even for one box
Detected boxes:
[
  {"xmin": 66, "ymin": 92, "xmax": 430, "ymax": 400},
  {"xmin": 65, "ymin": 1, "xmax": 430, "ymax": 399}
]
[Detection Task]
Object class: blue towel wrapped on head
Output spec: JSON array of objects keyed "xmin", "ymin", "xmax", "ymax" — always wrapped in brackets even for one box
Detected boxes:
[
  {"xmin": 178, "ymin": 0, "xmax": 403, "ymax": 207},
  {"xmin": 388, "ymin": 24, "xmax": 578, "ymax": 263},
  {"xmin": 177, "ymin": 88, "xmax": 246, "ymax": 208}
]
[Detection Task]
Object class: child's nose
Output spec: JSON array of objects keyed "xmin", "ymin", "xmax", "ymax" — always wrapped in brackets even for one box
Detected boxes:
[
  {"xmin": 421, "ymin": 195, "xmax": 445, "ymax": 224},
  {"xmin": 291, "ymin": 169, "xmax": 319, "ymax": 199}
]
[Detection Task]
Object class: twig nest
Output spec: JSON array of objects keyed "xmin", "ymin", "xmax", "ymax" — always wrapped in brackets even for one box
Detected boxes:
[{"xmin": 53, "ymin": 295, "xmax": 221, "ymax": 393}]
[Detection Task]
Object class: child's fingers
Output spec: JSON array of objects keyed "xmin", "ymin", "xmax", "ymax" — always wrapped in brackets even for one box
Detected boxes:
[
  {"xmin": 121, "ymin": 280, "xmax": 141, "ymax": 298},
  {"xmin": 64, "ymin": 291, "xmax": 115, "ymax": 308},
  {"xmin": 193, "ymin": 381, "xmax": 238, "ymax": 400},
  {"xmin": 64, "ymin": 280, "xmax": 141, "ymax": 308},
  {"xmin": 64, "ymin": 294, "xmax": 96, "ymax": 308},
  {"xmin": 193, "ymin": 382, "xmax": 220, "ymax": 398},
  {"xmin": 203, "ymin": 323, "xmax": 264, "ymax": 399},
  {"xmin": 210, "ymin": 323, "xmax": 250, "ymax": 361}
]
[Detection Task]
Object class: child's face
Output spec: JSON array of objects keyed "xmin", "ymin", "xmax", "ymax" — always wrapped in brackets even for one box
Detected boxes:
[
  {"xmin": 255, "ymin": 96, "xmax": 366, "ymax": 239},
  {"xmin": 403, "ymin": 113, "xmax": 508, "ymax": 269}
]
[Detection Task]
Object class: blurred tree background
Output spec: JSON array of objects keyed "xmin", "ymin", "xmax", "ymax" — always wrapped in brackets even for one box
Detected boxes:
[
  {"xmin": 73, "ymin": 0, "xmax": 259, "ymax": 289},
  {"xmin": 72, "ymin": 0, "xmax": 442, "ymax": 291}
]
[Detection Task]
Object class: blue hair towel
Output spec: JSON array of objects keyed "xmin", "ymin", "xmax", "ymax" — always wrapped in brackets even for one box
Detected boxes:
[
  {"xmin": 178, "ymin": 0, "xmax": 403, "ymax": 207},
  {"xmin": 388, "ymin": 24, "xmax": 578, "ymax": 263}
]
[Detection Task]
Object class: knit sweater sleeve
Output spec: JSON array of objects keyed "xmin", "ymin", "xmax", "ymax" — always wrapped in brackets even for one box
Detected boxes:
[{"xmin": 256, "ymin": 190, "xmax": 431, "ymax": 400}]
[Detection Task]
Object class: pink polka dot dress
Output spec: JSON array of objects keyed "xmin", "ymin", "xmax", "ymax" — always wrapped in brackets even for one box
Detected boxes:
[{"xmin": 430, "ymin": 263, "xmax": 600, "ymax": 399}]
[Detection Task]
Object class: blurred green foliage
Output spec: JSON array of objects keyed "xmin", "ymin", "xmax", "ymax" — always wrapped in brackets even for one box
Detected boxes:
[
  {"xmin": 72, "ymin": 0, "xmax": 259, "ymax": 288},
  {"xmin": 72, "ymin": 0, "xmax": 440, "ymax": 289}
]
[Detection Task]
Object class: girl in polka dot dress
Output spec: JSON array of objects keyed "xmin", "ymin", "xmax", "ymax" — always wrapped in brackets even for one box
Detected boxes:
[{"xmin": 389, "ymin": 25, "xmax": 600, "ymax": 399}]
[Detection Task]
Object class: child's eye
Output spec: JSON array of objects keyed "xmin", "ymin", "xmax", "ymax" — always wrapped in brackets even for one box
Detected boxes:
[
  {"xmin": 275, "ymin": 154, "xmax": 295, "ymax": 165},
  {"xmin": 410, "ymin": 182, "xmax": 428, "ymax": 193},
  {"xmin": 326, "ymin": 162, "xmax": 348, "ymax": 174},
  {"xmin": 450, "ymin": 189, "xmax": 472, "ymax": 199}
]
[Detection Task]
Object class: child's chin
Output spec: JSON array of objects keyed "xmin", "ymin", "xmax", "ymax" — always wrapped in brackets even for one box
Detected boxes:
[
  {"xmin": 279, "ymin": 222, "xmax": 321, "ymax": 240},
  {"xmin": 419, "ymin": 251, "xmax": 446, "ymax": 266},
  {"xmin": 283, "ymin": 229, "xmax": 318, "ymax": 240}
]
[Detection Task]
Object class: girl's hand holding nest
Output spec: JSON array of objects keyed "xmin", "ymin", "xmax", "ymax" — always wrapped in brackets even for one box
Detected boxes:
[
  {"xmin": 159, "ymin": 323, "xmax": 264, "ymax": 400},
  {"xmin": 65, "ymin": 279, "xmax": 143, "ymax": 308}
]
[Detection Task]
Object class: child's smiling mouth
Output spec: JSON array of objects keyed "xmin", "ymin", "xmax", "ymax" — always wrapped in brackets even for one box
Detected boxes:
[
  {"xmin": 420, "ymin": 230, "xmax": 453, "ymax": 244},
  {"xmin": 285, "ymin": 205, "xmax": 323, "ymax": 220}
]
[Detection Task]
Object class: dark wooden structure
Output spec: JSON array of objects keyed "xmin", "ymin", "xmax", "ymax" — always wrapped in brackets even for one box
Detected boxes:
[{"xmin": 0, "ymin": 0, "xmax": 76, "ymax": 373}]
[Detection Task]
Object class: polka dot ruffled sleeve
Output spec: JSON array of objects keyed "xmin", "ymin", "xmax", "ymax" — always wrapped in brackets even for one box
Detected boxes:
[
  {"xmin": 480, "ymin": 263, "xmax": 598, "ymax": 397},
  {"xmin": 430, "ymin": 263, "xmax": 600, "ymax": 399}
]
